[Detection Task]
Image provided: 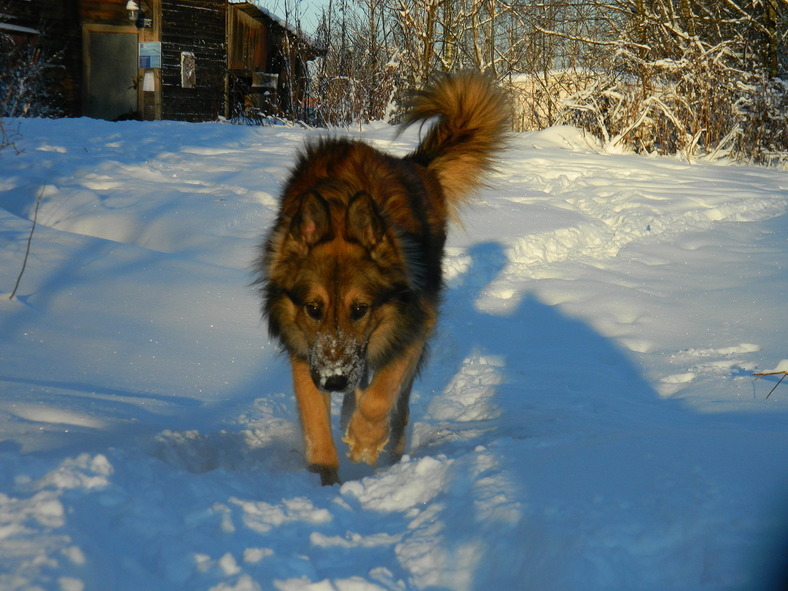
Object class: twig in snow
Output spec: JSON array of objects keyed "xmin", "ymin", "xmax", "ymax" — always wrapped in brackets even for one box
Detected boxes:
[
  {"xmin": 9, "ymin": 183, "xmax": 46, "ymax": 300},
  {"xmin": 753, "ymin": 371, "xmax": 787, "ymax": 400}
]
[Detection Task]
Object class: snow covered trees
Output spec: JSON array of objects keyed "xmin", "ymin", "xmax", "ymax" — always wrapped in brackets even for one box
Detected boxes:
[
  {"xmin": 309, "ymin": 0, "xmax": 784, "ymax": 164},
  {"xmin": 558, "ymin": 0, "xmax": 787, "ymax": 164},
  {"xmin": 310, "ymin": 0, "xmax": 398, "ymax": 126}
]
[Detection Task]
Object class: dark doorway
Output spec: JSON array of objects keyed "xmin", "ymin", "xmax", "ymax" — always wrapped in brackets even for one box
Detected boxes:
[{"xmin": 83, "ymin": 26, "xmax": 138, "ymax": 120}]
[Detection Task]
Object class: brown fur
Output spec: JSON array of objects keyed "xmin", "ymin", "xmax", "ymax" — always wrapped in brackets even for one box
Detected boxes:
[{"xmin": 255, "ymin": 71, "xmax": 508, "ymax": 485}]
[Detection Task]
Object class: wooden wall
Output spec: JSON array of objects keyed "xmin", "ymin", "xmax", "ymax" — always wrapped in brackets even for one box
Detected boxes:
[
  {"xmin": 79, "ymin": 0, "xmax": 135, "ymax": 26},
  {"xmin": 227, "ymin": 6, "xmax": 268, "ymax": 73},
  {"xmin": 160, "ymin": 0, "xmax": 226, "ymax": 122}
]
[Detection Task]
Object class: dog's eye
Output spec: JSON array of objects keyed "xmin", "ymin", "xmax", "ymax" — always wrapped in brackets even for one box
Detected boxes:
[
  {"xmin": 304, "ymin": 303, "xmax": 322, "ymax": 321},
  {"xmin": 350, "ymin": 304, "xmax": 369, "ymax": 321}
]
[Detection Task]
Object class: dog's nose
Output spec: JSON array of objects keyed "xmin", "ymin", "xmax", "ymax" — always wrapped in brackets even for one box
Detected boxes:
[{"xmin": 323, "ymin": 375, "xmax": 348, "ymax": 392}]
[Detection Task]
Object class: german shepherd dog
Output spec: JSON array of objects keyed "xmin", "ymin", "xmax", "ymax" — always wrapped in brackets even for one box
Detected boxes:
[{"xmin": 255, "ymin": 71, "xmax": 508, "ymax": 485}]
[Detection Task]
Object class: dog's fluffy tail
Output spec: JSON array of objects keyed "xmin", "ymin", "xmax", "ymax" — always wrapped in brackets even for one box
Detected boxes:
[{"xmin": 402, "ymin": 71, "xmax": 509, "ymax": 209}]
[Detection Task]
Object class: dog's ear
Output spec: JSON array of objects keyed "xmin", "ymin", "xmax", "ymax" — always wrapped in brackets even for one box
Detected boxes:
[
  {"xmin": 290, "ymin": 191, "xmax": 333, "ymax": 246},
  {"xmin": 345, "ymin": 191, "xmax": 386, "ymax": 248}
]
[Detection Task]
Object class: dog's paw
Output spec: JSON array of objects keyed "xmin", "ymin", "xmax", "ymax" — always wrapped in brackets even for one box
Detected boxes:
[
  {"xmin": 342, "ymin": 413, "xmax": 389, "ymax": 466},
  {"xmin": 309, "ymin": 464, "xmax": 341, "ymax": 486}
]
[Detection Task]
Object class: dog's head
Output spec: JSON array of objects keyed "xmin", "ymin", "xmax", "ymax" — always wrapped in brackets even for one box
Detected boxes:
[{"xmin": 263, "ymin": 188, "xmax": 414, "ymax": 393}]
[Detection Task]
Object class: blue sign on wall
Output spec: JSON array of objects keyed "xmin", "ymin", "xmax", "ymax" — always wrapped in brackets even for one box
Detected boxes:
[{"xmin": 139, "ymin": 42, "xmax": 162, "ymax": 69}]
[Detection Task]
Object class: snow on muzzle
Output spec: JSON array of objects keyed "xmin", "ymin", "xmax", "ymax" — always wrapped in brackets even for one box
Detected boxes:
[{"xmin": 308, "ymin": 332, "xmax": 367, "ymax": 393}]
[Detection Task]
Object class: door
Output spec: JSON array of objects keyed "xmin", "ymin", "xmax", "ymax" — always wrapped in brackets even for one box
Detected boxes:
[{"xmin": 83, "ymin": 26, "xmax": 139, "ymax": 120}]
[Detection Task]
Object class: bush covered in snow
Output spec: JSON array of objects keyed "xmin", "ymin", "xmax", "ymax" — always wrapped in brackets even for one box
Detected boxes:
[
  {"xmin": 0, "ymin": 28, "xmax": 62, "ymax": 119},
  {"xmin": 559, "ymin": 2, "xmax": 787, "ymax": 165}
]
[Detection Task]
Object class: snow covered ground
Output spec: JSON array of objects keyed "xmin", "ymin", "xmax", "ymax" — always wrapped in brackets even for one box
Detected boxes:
[{"xmin": 0, "ymin": 117, "xmax": 786, "ymax": 591}]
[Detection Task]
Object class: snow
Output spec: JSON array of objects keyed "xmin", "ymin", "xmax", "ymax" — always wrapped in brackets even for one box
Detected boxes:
[
  {"xmin": 1, "ymin": 117, "xmax": 787, "ymax": 591},
  {"xmin": 763, "ymin": 360, "xmax": 788, "ymax": 374}
]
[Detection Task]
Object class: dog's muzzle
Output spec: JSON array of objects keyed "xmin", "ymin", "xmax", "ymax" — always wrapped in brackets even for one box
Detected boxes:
[{"xmin": 309, "ymin": 334, "xmax": 366, "ymax": 393}]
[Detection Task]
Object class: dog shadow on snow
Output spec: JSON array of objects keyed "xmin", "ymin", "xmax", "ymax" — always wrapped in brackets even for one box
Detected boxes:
[{"xmin": 409, "ymin": 240, "xmax": 669, "ymax": 456}]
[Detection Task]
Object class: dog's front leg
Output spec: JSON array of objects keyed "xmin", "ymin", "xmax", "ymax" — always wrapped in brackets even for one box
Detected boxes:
[
  {"xmin": 342, "ymin": 339, "xmax": 424, "ymax": 466},
  {"xmin": 291, "ymin": 356, "xmax": 340, "ymax": 485}
]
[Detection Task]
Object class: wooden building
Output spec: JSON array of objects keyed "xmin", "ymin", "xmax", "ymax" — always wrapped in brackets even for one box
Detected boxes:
[
  {"xmin": 227, "ymin": 2, "xmax": 322, "ymax": 123},
  {"xmin": 0, "ymin": 0, "xmax": 319, "ymax": 122}
]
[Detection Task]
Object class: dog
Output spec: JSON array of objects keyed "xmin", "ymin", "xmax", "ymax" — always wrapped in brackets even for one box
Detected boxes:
[{"xmin": 255, "ymin": 71, "xmax": 508, "ymax": 485}]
